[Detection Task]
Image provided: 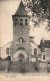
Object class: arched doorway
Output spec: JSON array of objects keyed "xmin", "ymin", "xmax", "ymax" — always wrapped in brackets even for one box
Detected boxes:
[{"xmin": 11, "ymin": 48, "xmax": 28, "ymax": 62}]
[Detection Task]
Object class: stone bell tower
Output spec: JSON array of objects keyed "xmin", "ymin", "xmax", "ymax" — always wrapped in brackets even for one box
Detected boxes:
[{"xmin": 10, "ymin": 1, "xmax": 31, "ymax": 62}]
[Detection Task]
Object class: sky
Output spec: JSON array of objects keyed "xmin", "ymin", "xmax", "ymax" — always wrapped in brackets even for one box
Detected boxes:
[{"xmin": 0, "ymin": 0, "xmax": 50, "ymax": 47}]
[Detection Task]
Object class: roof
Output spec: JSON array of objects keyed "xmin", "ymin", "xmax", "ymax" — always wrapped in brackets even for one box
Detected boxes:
[
  {"xmin": 14, "ymin": 1, "xmax": 30, "ymax": 17},
  {"xmin": 44, "ymin": 40, "xmax": 50, "ymax": 47},
  {"xmin": 39, "ymin": 40, "xmax": 50, "ymax": 48}
]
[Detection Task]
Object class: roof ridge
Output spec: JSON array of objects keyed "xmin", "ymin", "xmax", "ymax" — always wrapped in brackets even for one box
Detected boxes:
[
  {"xmin": 0, "ymin": 41, "xmax": 13, "ymax": 48},
  {"xmin": 30, "ymin": 41, "xmax": 38, "ymax": 46}
]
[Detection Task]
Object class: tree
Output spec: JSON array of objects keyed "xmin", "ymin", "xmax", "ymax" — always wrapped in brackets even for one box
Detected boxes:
[{"xmin": 24, "ymin": 0, "xmax": 50, "ymax": 30}]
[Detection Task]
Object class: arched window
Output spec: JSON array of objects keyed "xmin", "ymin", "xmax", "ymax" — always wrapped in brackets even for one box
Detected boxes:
[
  {"xmin": 25, "ymin": 19, "xmax": 28, "ymax": 26},
  {"xmin": 43, "ymin": 55, "xmax": 45, "ymax": 60},
  {"xmin": 18, "ymin": 37, "xmax": 25, "ymax": 44},
  {"xmin": 15, "ymin": 19, "xmax": 18, "ymax": 25},
  {"xmin": 20, "ymin": 19, "xmax": 23, "ymax": 26},
  {"xmin": 6, "ymin": 48, "xmax": 9, "ymax": 54},
  {"xmin": 34, "ymin": 48, "xmax": 37, "ymax": 55}
]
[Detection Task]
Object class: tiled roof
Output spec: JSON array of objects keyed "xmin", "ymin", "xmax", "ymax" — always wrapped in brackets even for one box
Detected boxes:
[
  {"xmin": 39, "ymin": 40, "xmax": 50, "ymax": 48},
  {"xmin": 44, "ymin": 40, "xmax": 50, "ymax": 47},
  {"xmin": 15, "ymin": 1, "xmax": 29, "ymax": 17}
]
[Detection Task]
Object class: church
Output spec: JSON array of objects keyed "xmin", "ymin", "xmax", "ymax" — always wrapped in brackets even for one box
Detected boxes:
[
  {"xmin": 0, "ymin": 1, "xmax": 32, "ymax": 62},
  {"xmin": 10, "ymin": 1, "xmax": 32, "ymax": 62},
  {"xmin": 0, "ymin": 1, "xmax": 50, "ymax": 64}
]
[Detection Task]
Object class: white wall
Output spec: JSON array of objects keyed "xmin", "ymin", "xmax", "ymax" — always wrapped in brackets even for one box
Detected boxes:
[
  {"xmin": 45, "ymin": 48, "xmax": 50, "ymax": 62},
  {"xmin": 41, "ymin": 48, "xmax": 50, "ymax": 62},
  {"xmin": 30, "ymin": 42, "xmax": 41, "ymax": 62},
  {"xmin": 1, "ymin": 42, "xmax": 12, "ymax": 59},
  {"xmin": 30, "ymin": 42, "xmax": 41, "ymax": 55}
]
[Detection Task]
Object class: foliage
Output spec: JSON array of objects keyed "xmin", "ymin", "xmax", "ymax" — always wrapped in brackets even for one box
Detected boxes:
[{"xmin": 24, "ymin": 0, "xmax": 50, "ymax": 30}]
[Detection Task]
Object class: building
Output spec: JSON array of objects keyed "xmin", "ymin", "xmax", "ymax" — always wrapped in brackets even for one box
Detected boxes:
[
  {"xmin": 38, "ymin": 40, "xmax": 50, "ymax": 62},
  {"xmin": 0, "ymin": 1, "xmax": 50, "ymax": 65}
]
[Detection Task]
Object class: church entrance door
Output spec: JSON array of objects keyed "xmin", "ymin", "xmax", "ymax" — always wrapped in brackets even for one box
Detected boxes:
[{"xmin": 18, "ymin": 53, "xmax": 25, "ymax": 63}]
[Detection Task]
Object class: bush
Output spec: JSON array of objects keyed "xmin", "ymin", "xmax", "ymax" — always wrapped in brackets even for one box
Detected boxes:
[
  {"xmin": 5, "ymin": 56, "xmax": 11, "ymax": 61},
  {"xmin": 34, "ymin": 61, "xmax": 40, "ymax": 72}
]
